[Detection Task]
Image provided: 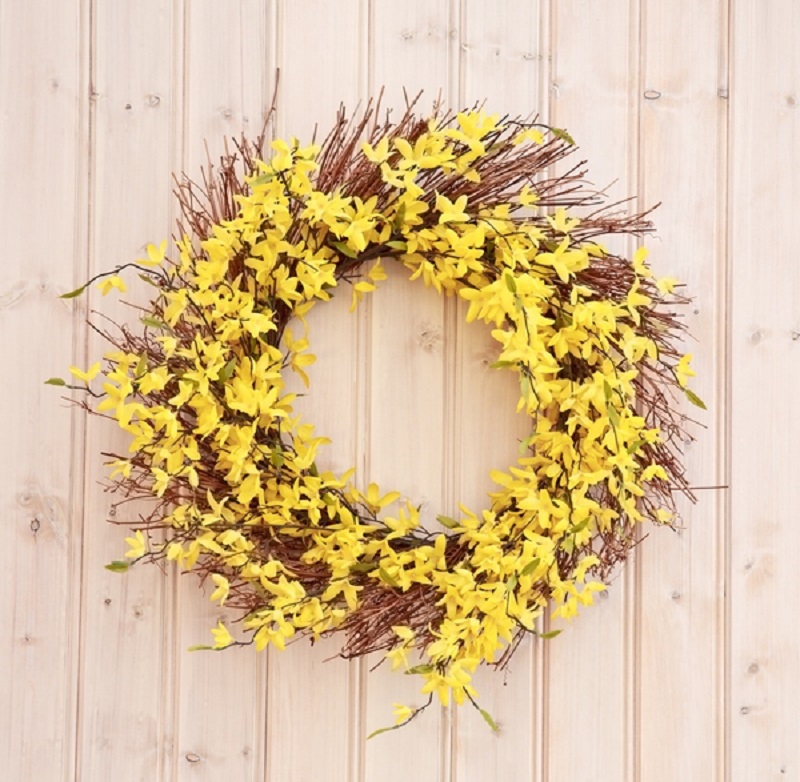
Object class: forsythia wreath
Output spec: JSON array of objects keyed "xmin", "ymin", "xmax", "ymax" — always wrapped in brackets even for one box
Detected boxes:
[{"xmin": 54, "ymin": 101, "xmax": 699, "ymax": 731}]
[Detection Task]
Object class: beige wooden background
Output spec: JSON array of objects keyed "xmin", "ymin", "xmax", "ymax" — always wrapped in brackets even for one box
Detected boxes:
[{"xmin": 2, "ymin": 1, "xmax": 797, "ymax": 780}]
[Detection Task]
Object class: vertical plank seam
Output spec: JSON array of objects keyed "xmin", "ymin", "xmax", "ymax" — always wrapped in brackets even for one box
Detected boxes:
[
  {"xmin": 257, "ymin": 7, "xmax": 279, "ymax": 779},
  {"xmin": 263, "ymin": 3, "xmax": 282, "ymax": 780},
  {"xmin": 537, "ymin": 3, "xmax": 554, "ymax": 780},
  {"xmin": 444, "ymin": 2, "xmax": 464, "ymax": 779},
  {"xmin": 355, "ymin": 8, "xmax": 376, "ymax": 779},
  {"xmin": 717, "ymin": 1, "xmax": 733, "ymax": 779},
  {"xmin": 69, "ymin": 0, "xmax": 94, "ymax": 779},
  {"xmin": 160, "ymin": 3, "xmax": 187, "ymax": 779},
  {"xmin": 71, "ymin": 0, "xmax": 96, "ymax": 777},
  {"xmin": 627, "ymin": 0, "xmax": 644, "ymax": 779},
  {"xmin": 352, "ymin": 3, "xmax": 372, "ymax": 779}
]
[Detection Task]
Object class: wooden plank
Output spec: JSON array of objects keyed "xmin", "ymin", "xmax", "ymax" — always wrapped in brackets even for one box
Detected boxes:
[
  {"xmin": 636, "ymin": 1, "xmax": 728, "ymax": 780},
  {"xmin": 74, "ymin": 3, "xmax": 179, "ymax": 780},
  {"xmin": 729, "ymin": 2, "xmax": 800, "ymax": 779},
  {"xmin": 370, "ymin": 0, "xmax": 457, "ymax": 111},
  {"xmin": 460, "ymin": 0, "xmax": 545, "ymax": 116},
  {"xmin": 265, "ymin": 3, "xmax": 366, "ymax": 780},
  {"xmin": 363, "ymin": 263, "xmax": 450, "ymax": 782},
  {"xmin": 363, "ymin": 3, "xmax": 457, "ymax": 779},
  {"xmin": 545, "ymin": 2, "xmax": 639, "ymax": 779},
  {"xmin": 173, "ymin": 4, "xmax": 273, "ymax": 780},
  {"xmin": 0, "ymin": 1, "xmax": 86, "ymax": 780},
  {"xmin": 277, "ymin": 0, "xmax": 365, "ymax": 142},
  {"xmin": 452, "ymin": 3, "xmax": 547, "ymax": 780}
]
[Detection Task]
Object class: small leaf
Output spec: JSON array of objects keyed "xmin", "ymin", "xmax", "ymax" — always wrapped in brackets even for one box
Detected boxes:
[
  {"xmin": 536, "ymin": 629, "xmax": 562, "ymax": 640},
  {"xmin": 479, "ymin": 708, "xmax": 500, "ymax": 733},
  {"xmin": 367, "ymin": 726, "xmax": 396, "ymax": 740},
  {"xmin": 44, "ymin": 377, "xmax": 66, "ymax": 386},
  {"xmin": 684, "ymin": 388, "xmax": 707, "ymax": 410},
  {"xmin": 603, "ymin": 379, "xmax": 613, "ymax": 400},
  {"xmin": 349, "ymin": 561, "xmax": 377, "ymax": 574},
  {"xmin": 489, "ymin": 360, "xmax": 514, "ymax": 369},
  {"xmin": 332, "ymin": 241, "xmax": 358, "ymax": 259},
  {"xmin": 249, "ymin": 173, "xmax": 274, "ymax": 187},
  {"xmin": 134, "ymin": 354, "xmax": 148, "ymax": 379},
  {"xmin": 608, "ymin": 405, "xmax": 620, "ymax": 428},
  {"xmin": 187, "ymin": 644, "xmax": 214, "ymax": 652},
  {"xmin": 506, "ymin": 575, "xmax": 518, "ymax": 592},
  {"xmin": 571, "ymin": 519, "xmax": 590, "ymax": 534},
  {"xmin": 627, "ymin": 439, "xmax": 645, "ymax": 455},
  {"xmin": 270, "ymin": 449, "xmax": 284, "ymax": 469},
  {"xmin": 141, "ymin": 315, "xmax": 167, "ymax": 330},
  {"xmin": 405, "ymin": 664, "xmax": 434, "ymax": 675},
  {"xmin": 104, "ymin": 561, "xmax": 129, "ymax": 573},
  {"xmin": 551, "ymin": 127, "xmax": 576, "ymax": 145},
  {"xmin": 386, "ymin": 240, "xmax": 408, "ymax": 251},
  {"xmin": 378, "ymin": 568, "xmax": 400, "ymax": 589},
  {"xmin": 436, "ymin": 514, "xmax": 459, "ymax": 529},
  {"xmin": 520, "ymin": 557, "xmax": 541, "ymax": 577},
  {"xmin": 137, "ymin": 273, "xmax": 160, "ymax": 287},
  {"xmin": 504, "ymin": 272, "xmax": 517, "ymax": 293},
  {"xmin": 218, "ymin": 357, "xmax": 237, "ymax": 382},
  {"xmin": 60, "ymin": 285, "xmax": 86, "ymax": 299}
]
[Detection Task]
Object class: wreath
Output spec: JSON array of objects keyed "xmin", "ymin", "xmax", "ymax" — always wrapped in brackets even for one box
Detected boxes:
[{"xmin": 53, "ymin": 100, "xmax": 699, "ymax": 732}]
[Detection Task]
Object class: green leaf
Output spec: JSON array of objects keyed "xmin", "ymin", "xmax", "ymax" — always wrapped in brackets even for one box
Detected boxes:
[
  {"xmin": 137, "ymin": 273, "xmax": 160, "ymax": 287},
  {"xmin": 187, "ymin": 644, "xmax": 214, "ymax": 652},
  {"xmin": 436, "ymin": 514, "xmax": 459, "ymax": 529},
  {"xmin": 571, "ymin": 518, "xmax": 590, "ymax": 534},
  {"xmin": 104, "ymin": 560, "xmax": 129, "ymax": 573},
  {"xmin": 349, "ymin": 561, "xmax": 377, "ymax": 574},
  {"xmin": 479, "ymin": 708, "xmax": 500, "ymax": 733},
  {"xmin": 218, "ymin": 357, "xmax": 237, "ymax": 383},
  {"xmin": 504, "ymin": 272, "xmax": 517, "ymax": 293},
  {"xmin": 249, "ymin": 173, "xmax": 274, "ymax": 187},
  {"xmin": 405, "ymin": 664, "xmax": 434, "ymax": 675},
  {"xmin": 367, "ymin": 726, "xmax": 396, "ymax": 740},
  {"xmin": 378, "ymin": 568, "xmax": 400, "ymax": 589},
  {"xmin": 270, "ymin": 449, "xmax": 284, "ymax": 469},
  {"xmin": 684, "ymin": 388, "xmax": 707, "ymax": 410},
  {"xmin": 489, "ymin": 360, "xmax": 514, "ymax": 369},
  {"xmin": 506, "ymin": 575, "xmax": 518, "ymax": 593},
  {"xmin": 331, "ymin": 240, "xmax": 358, "ymax": 259},
  {"xmin": 141, "ymin": 315, "xmax": 167, "ymax": 330},
  {"xmin": 627, "ymin": 439, "xmax": 645, "ymax": 454},
  {"xmin": 386, "ymin": 240, "xmax": 408, "ymax": 251},
  {"xmin": 536, "ymin": 629, "xmax": 562, "ymax": 640},
  {"xmin": 134, "ymin": 354, "xmax": 148, "ymax": 379},
  {"xmin": 608, "ymin": 405, "xmax": 620, "ymax": 428},
  {"xmin": 603, "ymin": 379, "xmax": 613, "ymax": 400},
  {"xmin": 551, "ymin": 127, "xmax": 576, "ymax": 145},
  {"xmin": 520, "ymin": 557, "xmax": 541, "ymax": 577},
  {"xmin": 60, "ymin": 285, "xmax": 86, "ymax": 299},
  {"xmin": 44, "ymin": 377, "xmax": 66, "ymax": 386}
]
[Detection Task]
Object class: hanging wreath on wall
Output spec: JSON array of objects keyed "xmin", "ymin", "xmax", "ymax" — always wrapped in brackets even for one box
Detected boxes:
[{"xmin": 52, "ymin": 99, "xmax": 700, "ymax": 732}]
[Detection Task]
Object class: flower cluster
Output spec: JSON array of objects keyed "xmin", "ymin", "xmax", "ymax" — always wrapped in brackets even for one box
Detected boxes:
[{"xmin": 59, "ymin": 103, "xmax": 697, "ymax": 729}]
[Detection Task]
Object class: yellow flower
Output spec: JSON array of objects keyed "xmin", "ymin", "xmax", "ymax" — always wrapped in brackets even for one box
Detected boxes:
[
  {"xmin": 435, "ymin": 193, "xmax": 469, "ymax": 224},
  {"xmin": 124, "ymin": 530, "xmax": 146, "ymax": 559},
  {"xmin": 69, "ymin": 361, "xmax": 101, "ymax": 383},
  {"xmin": 210, "ymin": 573, "xmax": 230, "ymax": 606},
  {"xmin": 393, "ymin": 703, "xmax": 414, "ymax": 725},
  {"xmin": 97, "ymin": 275, "xmax": 127, "ymax": 295},
  {"xmin": 211, "ymin": 621, "xmax": 234, "ymax": 649},
  {"xmin": 656, "ymin": 276, "xmax": 680, "ymax": 295},
  {"xmin": 138, "ymin": 240, "xmax": 166, "ymax": 267},
  {"xmin": 676, "ymin": 353, "xmax": 696, "ymax": 388}
]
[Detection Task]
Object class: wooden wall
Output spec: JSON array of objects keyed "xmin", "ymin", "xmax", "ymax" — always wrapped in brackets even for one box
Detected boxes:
[{"xmin": 2, "ymin": 1, "xmax": 797, "ymax": 779}]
